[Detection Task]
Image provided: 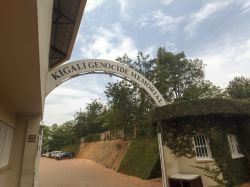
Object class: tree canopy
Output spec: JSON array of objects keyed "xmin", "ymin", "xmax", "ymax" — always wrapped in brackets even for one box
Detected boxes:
[
  {"xmin": 226, "ymin": 76, "xmax": 250, "ymax": 99},
  {"xmin": 41, "ymin": 47, "xmax": 232, "ymax": 152}
]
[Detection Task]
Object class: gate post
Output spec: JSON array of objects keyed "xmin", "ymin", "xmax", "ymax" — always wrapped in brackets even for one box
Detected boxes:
[{"xmin": 157, "ymin": 122, "xmax": 168, "ymax": 187}]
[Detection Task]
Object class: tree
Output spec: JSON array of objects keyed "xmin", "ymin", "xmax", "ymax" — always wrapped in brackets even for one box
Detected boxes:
[
  {"xmin": 154, "ymin": 47, "xmax": 206, "ymax": 102},
  {"xmin": 103, "ymin": 52, "xmax": 157, "ymax": 138},
  {"xmin": 41, "ymin": 121, "xmax": 77, "ymax": 152},
  {"xmin": 182, "ymin": 81, "xmax": 225, "ymax": 100},
  {"xmin": 40, "ymin": 125, "xmax": 51, "ymax": 153},
  {"xmin": 74, "ymin": 111, "xmax": 87, "ymax": 138},
  {"xmin": 85, "ymin": 99, "xmax": 105, "ymax": 134},
  {"xmin": 226, "ymin": 76, "xmax": 250, "ymax": 99},
  {"xmin": 74, "ymin": 99, "xmax": 105, "ymax": 139},
  {"xmin": 49, "ymin": 121, "xmax": 76, "ymax": 151},
  {"xmin": 86, "ymin": 99, "xmax": 104, "ymax": 122},
  {"xmin": 105, "ymin": 81, "xmax": 136, "ymax": 131},
  {"xmin": 42, "ymin": 47, "xmax": 226, "ymax": 150},
  {"xmin": 103, "ymin": 49, "xmax": 224, "ymax": 137}
]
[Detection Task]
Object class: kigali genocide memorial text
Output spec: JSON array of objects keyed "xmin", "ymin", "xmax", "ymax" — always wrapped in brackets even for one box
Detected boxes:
[{"xmin": 47, "ymin": 60, "xmax": 166, "ymax": 106}]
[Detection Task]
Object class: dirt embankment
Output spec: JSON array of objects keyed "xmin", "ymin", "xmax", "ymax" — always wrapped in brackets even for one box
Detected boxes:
[
  {"xmin": 77, "ymin": 139, "xmax": 130, "ymax": 171},
  {"xmin": 241, "ymin": 183, "xmax": 250, "ymax": 187}
]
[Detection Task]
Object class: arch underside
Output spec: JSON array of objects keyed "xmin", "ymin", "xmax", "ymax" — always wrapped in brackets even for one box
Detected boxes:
[
  {"xmin": 46, "ymin": 59, "xmax": 166, "ymax": 107},
  {"xmin": 49, "ymin": 71, "xmax": 156, "ymax": 106}
]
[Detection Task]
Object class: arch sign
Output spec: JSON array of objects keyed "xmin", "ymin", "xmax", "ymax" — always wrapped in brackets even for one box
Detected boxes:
[{"xmin": 46, "ymin": 59, "xmax": 167, "ymax": 107}]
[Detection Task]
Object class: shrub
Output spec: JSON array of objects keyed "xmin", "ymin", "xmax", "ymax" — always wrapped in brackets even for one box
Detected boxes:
[{"xmin": 118, "ymin": 138, "xmax": 161, "ymax": 179}]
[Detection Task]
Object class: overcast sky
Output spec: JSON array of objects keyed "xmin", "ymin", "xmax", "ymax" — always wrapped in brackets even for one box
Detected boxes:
[{"xmin": 43, "ymin": 0, "xmax": 250, "ymax": 125}]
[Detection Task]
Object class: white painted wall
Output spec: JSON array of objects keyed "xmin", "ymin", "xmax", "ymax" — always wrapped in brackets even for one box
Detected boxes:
[{"xmin": 162, "ymin": 145, "xmax": 220, "ymax": 186}]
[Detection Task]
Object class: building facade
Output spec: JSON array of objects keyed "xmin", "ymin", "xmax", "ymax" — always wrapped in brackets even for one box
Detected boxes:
[
  {"xmin": 155, "ymin": 99, "xmax": 250, "ymax": 187},
  {"xmin": 0, "ymin": 0, "xmax": 86, "ymax": 186}
]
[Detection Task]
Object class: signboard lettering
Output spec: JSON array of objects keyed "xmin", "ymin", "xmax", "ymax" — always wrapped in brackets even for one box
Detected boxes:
[{"xmin": 46, "ymin": 59, "xmax": 167, "ymax": 106}]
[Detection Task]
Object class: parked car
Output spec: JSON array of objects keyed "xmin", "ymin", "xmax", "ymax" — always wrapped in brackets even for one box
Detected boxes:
[
  {"xmin": 42, "ymin": 152, "xmax": 50, "ymax": 157},
  {"xmin": 55, "ymin": 152, "xmax": 75, "ymax": 160},
  {"xmin": 51, "ymin": 151, "xmax": 62, "ymax": 158},
  {"xmin": 48, "ymin": 152, "xmax": 52, "ymax": 158}
]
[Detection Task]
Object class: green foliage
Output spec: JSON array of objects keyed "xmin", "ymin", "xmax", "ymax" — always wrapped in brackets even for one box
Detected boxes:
[
  {"xmin": 116, "ymin": 52, "xmax": 154, "ymax": 80},
  {"xmin": 182, "ymin": 80, "xmax": 225, "ymax": 100},
  {"xmin": 101, "ymin": 49, "xmax": 225, "ymax": 140},
  {"xmin": 47, "ymin": 121, "xmax": 77, "ymax": 151},
  {"xmin": 40, "ymin": 125, "xmax": 51, "ymax": 153},
  {"xmin": 86, "ymin": 99, "xmax": 104, "ymax": 122},
  {"xmin": 41, "ymin": 99, "xmax": 107, "ymax": 152},
  {"xmin": 61, "ymin": 143, "xmax": 80, "ymax": 153},
  {"xmin": 192, "ymin": 164, "xmax": 225, "ymax": 187},
  {"xmin": 162, "ymin": 121, "xmax": 196, "ymax": 158},
  {"xmin": 118, "ymin": 138, "xmax": 161, "ymax": 179},
  {"xmin": 238, "ymin": 119, "xmax": 250, "ymax": 171},
  {"xmin": 154, "ymin": 48, "xmax": 223, "ymax": 102},
  {"xmin": 155, "ymin": 98, "xmax": 250, "ymax": 122},
  {"xmin": 226, "ymin": 76, "xmax": 250, "ymax": 99},
  {"xmin": 104, "ymin": 78, "xmax": 154, "ymax": 138},
  {"xmin": 102, "ymin": 49, "xmax": 225, "ymax": 140},
  {"xmin": 74, "ymin": 99, "xmax": 106, "ymax": 139},
  {"xmin": 208, "ymin": 127, "xmax": 249, "ymax": 186},
  {"xmin": 105, "ymin": 81, "xmax": 136, "ymax": 131},
  {"xmin": 159, "ymin": 101, "xmax": 250, "ymax": 186},
  {"xmin": 84, "ymin": 133, "xmax": 101, "ymax": 142},
  {"xmin": 74, "ymin": 111, "xmax": 87, "ymax": 139},
  {"xmin": 42, "ymin": 48, "xmax": 228, "ymax": 167}
]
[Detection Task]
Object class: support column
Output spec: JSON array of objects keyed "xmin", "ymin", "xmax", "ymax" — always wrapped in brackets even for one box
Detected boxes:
[
  {"xmin": 6, "ymin": 117, "xmax": 28, "ymax": 187},
  {"xmin": 157, "ymin": 121, "xmax": 168, "ymax": 187},
  {"xmin": 33, "ymin": 130, "xmax": 43, "ymax": 187},
  {"xmin": 19, "ymin": 116, "xmax": 41, "ymax": 187}
]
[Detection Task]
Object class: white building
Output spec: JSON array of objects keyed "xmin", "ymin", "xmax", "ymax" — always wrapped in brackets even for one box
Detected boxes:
[{"xmin": 0, "ymin": 1, "xmax": 87, "ymax": 186}]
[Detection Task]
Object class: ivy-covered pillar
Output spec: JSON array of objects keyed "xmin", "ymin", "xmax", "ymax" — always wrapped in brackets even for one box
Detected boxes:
[
  {"xmin": 209, "ymin": 126, "xmax": 249, "ymax": 186},
  {"xmin": 237, "ymin": 118, "xmax": 250, "ymax": 177}
]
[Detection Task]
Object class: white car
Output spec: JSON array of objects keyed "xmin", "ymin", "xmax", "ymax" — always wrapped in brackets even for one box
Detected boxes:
[
  {"xmin": 51, "ymin": 151, "xmax": 62, "ymax": 158},
  {"xmin": 42, "ymin": 152, "xmax": 50, "ymax": 157}
]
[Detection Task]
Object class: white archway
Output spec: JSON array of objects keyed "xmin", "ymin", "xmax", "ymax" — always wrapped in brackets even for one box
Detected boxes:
[
  {"xmin": 46, "ymin": 59, "xmax": 167, "ymax": 107},
  {"xmin": 45, "ymin": 59, "xmax": 168, "ymax": 187}
]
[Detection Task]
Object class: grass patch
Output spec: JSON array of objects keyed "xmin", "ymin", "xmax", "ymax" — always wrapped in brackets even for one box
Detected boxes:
[{"xmin": 118, "ymin": 138, "xmax": 161, "ymax": 179}]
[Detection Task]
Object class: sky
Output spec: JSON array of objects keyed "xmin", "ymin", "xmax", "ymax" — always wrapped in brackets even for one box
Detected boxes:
[{"xmin": 43, "ymin": 0, "xmax": 250, "ymax": 125}]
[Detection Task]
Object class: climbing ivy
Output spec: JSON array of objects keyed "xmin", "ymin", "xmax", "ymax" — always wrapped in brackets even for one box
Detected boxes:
[
  {"xmin": 161, "ymin": 116, "xmax": 250, "ymax": 186},
  {"xmin": 155, "ymin": 98, "xmax": 250, "ymax": 122}
]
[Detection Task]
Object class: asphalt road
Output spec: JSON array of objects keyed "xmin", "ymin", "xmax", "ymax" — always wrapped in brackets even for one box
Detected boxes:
[{"xmin": 38, "ymin": 158, "xmax": 162, "ymax": 187}]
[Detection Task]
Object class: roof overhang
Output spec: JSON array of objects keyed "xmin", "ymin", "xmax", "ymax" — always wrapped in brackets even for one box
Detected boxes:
[
  {"xmin": 49, "ymin": 0, "xmax": 87, "ymax": 68},
  {"xmin": 0, "ymin": 0, "xmax": 86, "ymax": 116},
  {"xmin": 0, "ymin": 1, "xmax": 42, "ymax": 115},
  {"xmin": 153, "ymin": 98, "xmax": 250, "ymax": 125}
]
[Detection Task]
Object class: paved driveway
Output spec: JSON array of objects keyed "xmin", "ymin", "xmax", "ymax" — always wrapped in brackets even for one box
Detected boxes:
[{"xmin": 38, "ymin": 158, "xmax": 162, "ymax": 187}]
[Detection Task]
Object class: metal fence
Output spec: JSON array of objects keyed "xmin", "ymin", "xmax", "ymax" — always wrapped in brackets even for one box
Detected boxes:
[{"xmin": 81, "ymin": 127, "xmax": 137, "ymax": 143}]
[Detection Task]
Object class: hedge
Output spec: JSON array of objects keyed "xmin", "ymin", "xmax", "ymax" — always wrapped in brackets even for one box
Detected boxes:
[
  {"xmin": 154, "ymin": 98, "xmax": 250, "ymax": 122},
  {"xmin": 118, "ymin": 138, "xmax": 161, "ymax": 179}
]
